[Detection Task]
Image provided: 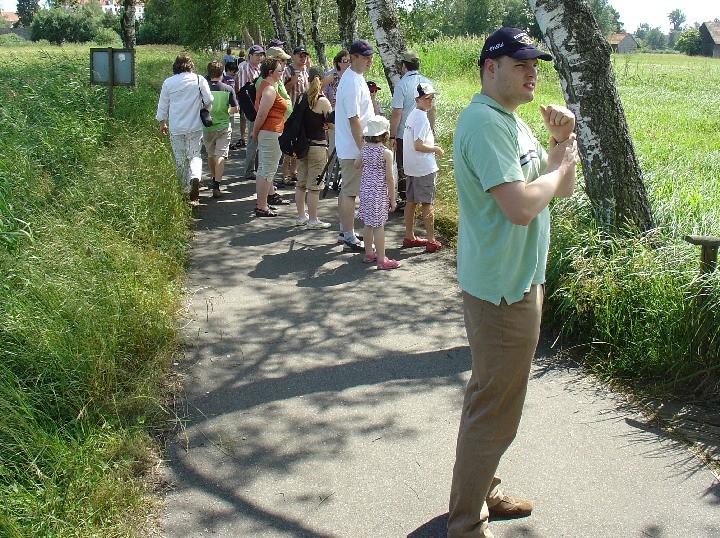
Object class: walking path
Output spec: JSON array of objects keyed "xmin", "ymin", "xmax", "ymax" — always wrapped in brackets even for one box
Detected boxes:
[{"xmin": 160, "ymin": 148, "xmax": 720, "ymax": 537}]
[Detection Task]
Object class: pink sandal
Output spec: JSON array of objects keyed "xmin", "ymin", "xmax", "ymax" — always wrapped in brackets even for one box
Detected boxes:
[
  {"xmin": 363, "ymin": 252, "xmax": 378, "ymax": 263},
  {"xmin": 377, "ymin": 257, "xmax": 401, "ymax": 270}
]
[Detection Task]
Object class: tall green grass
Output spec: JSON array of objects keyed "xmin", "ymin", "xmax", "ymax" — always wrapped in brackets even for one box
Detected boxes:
[{"xmin": 0, "ymin": 45, "xmax": 197, "ymax": 535}]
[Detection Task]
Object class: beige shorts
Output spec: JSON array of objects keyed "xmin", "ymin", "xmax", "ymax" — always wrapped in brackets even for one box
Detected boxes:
[
  {"xmin": 339, "ymin": 158, "xmax": 362, "ymax": 197},
  {"xmin": 297, "ymin": 144, "xmax": 328, "ymax": 192},
  {"xmin": 256, "ymin": 130, "xmax": 282, "ymax": 181},
  {"xmin": 203, "ymin": 126, "xmax": 232, "ymax": 158}
]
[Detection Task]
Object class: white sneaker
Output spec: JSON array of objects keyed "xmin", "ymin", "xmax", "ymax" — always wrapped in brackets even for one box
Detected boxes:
[
  {"xmin": 306, "ymin": 219, "xmax": 331, "ymax": 230},
  {"xmin": 295, "ymin": 214, "xmax": 309, "ymax": 226}
]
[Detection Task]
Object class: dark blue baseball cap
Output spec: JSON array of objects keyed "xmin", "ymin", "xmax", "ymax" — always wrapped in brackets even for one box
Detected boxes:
[
  {"xmin": 479, "ymin": 27, "xmax": 552, "ymax": 64},
  {"xmin": 349, "ymin": 39, "xmax": 375, "ymax": 56}
]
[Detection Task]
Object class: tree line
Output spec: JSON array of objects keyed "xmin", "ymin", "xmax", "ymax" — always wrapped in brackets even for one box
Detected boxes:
[{"xmin": 15, "ymin": 0, "xmax": 625, "ymax": 54}]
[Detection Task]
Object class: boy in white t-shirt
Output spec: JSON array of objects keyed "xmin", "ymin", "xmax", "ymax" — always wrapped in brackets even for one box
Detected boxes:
[{"xmin": 402, "ymin": 82, "xmax": 444, "ymax": 252}]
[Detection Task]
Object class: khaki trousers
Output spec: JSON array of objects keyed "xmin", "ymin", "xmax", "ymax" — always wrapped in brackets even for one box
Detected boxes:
[{"xmin": 448, "ymin": 285, "xmax": 543, "ymax": 538}]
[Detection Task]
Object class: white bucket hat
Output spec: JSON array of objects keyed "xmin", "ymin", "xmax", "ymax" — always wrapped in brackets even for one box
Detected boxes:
[{"xmin": 363, "ymin": 115, "xmax": 390, "ymax": 137}]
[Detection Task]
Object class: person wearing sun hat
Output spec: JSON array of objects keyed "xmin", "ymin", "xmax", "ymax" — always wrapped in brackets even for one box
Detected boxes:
[
  {"xmin": 447, "ymin": 27, "xmax": 579, "ymax": 538},
  {"xmin": 355, "ymin": 115, "xmax": 399, "ymax": 270}
]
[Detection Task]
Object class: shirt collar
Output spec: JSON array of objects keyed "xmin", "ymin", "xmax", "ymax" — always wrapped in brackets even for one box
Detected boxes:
[{"xmin": 472, "ymin": 93, "xmax": 514, "ymax": 116}]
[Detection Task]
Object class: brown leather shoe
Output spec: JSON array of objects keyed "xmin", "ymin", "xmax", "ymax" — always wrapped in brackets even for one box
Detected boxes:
[{"xmin": 488, "ymin": 495, "xmax": 533, "ymax": 517}]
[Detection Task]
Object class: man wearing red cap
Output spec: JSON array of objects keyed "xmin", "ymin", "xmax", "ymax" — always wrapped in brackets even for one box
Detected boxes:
[{"xmin": 448, "ymin": 27, "xmax": 579, "ymax": 538}]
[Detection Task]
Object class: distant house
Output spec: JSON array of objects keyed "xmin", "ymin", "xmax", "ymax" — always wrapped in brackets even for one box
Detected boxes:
[
  {"xmin": 77, "ymin": 0, "xmax": 145, "ymax": 20},
  {"xmin": 605, "ymin": 32, "xmax": 638, "ymax": 54},
  {"xmin": 699, "ymin": 22, "xmax": 720, "ymax": 58},
  {"xmin": 0, "ymin": 10, "xmax": 19, "ymax": 27}
]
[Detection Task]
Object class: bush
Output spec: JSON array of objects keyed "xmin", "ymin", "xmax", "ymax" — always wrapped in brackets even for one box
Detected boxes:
[
  {"xmin": 30, "ymin": 7, "xmax": 102, "ymax": 45},
  {"xmin": 92, "ymin": 27, "xmax": 121, "ymax": 46},
  {"xmin": 675, "ymin": 27, "xmax": 703, "ymax": 56},
  {"xmin": 0, "ymin": 33, "xmax": 27, "ymax": 46}
]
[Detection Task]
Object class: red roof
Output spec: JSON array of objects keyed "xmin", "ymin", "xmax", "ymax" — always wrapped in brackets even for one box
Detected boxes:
[{"xmin": 1, "ymin": 11, "xmax": 19, "ymax": 24}]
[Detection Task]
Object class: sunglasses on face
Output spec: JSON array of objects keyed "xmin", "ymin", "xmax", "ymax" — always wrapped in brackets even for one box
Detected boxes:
[{"xmin": 339, "ymin": 59, "xmax": 351, "ymax": 63}]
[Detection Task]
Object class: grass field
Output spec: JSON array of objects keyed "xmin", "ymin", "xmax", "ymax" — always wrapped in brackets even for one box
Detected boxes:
[{"xmin": 0, "ymin": 40, "xmax": 718, "ymax": 535}]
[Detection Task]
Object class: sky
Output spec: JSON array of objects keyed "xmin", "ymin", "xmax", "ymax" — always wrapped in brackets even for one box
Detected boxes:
[{"xmin": 1, "ymin": 0, "xmax": 718, "ymax": 33}]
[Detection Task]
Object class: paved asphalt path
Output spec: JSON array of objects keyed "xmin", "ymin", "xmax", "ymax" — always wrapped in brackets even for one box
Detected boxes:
[{"xmin": 160, "ymin": 147, "xmax": 720, "ymax": 537}]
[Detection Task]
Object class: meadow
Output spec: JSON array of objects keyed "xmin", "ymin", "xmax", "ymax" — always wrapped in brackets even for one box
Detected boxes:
[{"xmin": 0, "ymin": 40, "xmax": 718, "ymax": 535}]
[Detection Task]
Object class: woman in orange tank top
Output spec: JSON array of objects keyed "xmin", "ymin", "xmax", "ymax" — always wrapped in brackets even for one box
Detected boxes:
[{"xmin": 250, "ymin": 57, "xmax": 288, "ymax": 217}]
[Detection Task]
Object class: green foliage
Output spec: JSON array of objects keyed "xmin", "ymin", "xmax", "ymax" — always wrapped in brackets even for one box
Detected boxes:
[
  {"xmin": 587, "ymin": 0, "xmax": 623, "ymax": 34},
  {"xmin": 175, "ymin": 0, "xmax": 234, "ymax": 50},
  {"xmin": 642, "ymin": 27, "xmax": 668, "ymax": 51},
  {"xmin": 92, "ymin": 27, "xmax": 122, "ymax": 46},
  {"xmin": 16, "ymin": 0, "xmax": 40, "ymax": 27},
  {"xmin": 0, "ymin": 44, "xmax": 191, "ymax": 534},
  {"xmin": 0, "ymin": 33, "xmax": 28, "ymax": 46},
  {"xmin": 668, "ymin": 8, "xmax": 686, "ymax": 31},
  {"xmin": 30, "ymin": 6, "xmax": 104, "ymax": 45},
  {"xmin": 397, "ymin": 0, "xmax": 541, "ymax": 42},
  {"xmin": 675, "ymin": 27, "xmax": 702, "ymax": 55},
  {"xmin": 137, "ymin": 0, "xmax": 180, "ymax": 44}
]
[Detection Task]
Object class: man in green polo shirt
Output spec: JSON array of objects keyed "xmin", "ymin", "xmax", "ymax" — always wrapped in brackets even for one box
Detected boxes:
[{"xmin": 448, "ymin": 27, "xmax": 579, "ymax": 538}]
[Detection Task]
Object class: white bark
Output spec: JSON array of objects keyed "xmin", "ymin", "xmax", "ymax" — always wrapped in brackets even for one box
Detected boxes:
[
  {"xmin": 529, "ymin": 0, "xmax": 654, "ymax": 233},
  {"xmin": 364, "ymin": 0, "xmax": 406, "ymax": 92}
]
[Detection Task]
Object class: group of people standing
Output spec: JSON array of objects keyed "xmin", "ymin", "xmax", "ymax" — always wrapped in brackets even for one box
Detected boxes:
[
  {"xmin": 157, "ymin": 27, "xmax": 581, "ymax": 537},
  {"xmin": 155, "ymin": 38, "xmax": 446, "ymax": 270}
]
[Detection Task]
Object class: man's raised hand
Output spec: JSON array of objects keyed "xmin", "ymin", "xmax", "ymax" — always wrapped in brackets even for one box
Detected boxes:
[{"xmin": 540, "ymin": 104, "xmax": 575, "ymax": 144}]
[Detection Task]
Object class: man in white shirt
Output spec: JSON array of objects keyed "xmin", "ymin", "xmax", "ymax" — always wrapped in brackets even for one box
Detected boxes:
[
  {"xmin": 334, "ymin": 39, "xmax": 375, "ymax": 251},
  {"xmin": 156, "ymin": 53, "xmax": 213, "ymax": 202}
]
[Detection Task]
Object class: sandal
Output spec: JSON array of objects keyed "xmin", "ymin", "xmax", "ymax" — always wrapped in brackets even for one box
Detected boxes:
[
  {"xmin": 255, "ymin": 207, "xmax": 277, "ymax": 217},
  {"xmin": 363, "ymin": 252, "xmax": 378, "ymax": 263},
  {"xmin": 377, "ymin": 257, "xmax": 401, "ymax": 270}
]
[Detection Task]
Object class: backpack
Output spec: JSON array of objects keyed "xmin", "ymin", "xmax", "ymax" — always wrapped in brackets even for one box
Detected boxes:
[
  {"xmin": 279, "ymin": 94, "xmax": 310, "ymax": 159},
  {"xmin": 237, "ymin": 76, "xmax": 258, "ymax": 122}
]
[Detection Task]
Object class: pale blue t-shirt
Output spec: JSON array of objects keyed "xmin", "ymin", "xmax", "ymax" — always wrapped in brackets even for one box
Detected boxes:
[{"xmin": 454, "ymin": 93, "xmax": 549, "ymax": 306}]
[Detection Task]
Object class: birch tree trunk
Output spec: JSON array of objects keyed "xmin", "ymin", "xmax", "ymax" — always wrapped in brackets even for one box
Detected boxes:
[
  {"xmin": 364, "ymin": 0, "xmax": 406, "ymax": 92},
  {"xmin": 286, "ymin": 0, "xmax": 307, "ymax": 46},
  {"xmin": 121, "ymin": 0, "xmax": 136, "ymax": 49},
  {"xmin": 283, "ymin": 0, "xmax": 297, "ymax": 46},
  {"xmin": 529, "ymin": 0, "xmax": 654, "ymax": 233},
  {"xmin": 309, "ymin": 0, "xmax": 328, "ymax": 70},
  {"xmin": 266, "ymin": 0, "xmax": 290, "ymax": 46},
  {"xmin": 336, "ymin": 0, "xmax": 358, "ymax": 50}
]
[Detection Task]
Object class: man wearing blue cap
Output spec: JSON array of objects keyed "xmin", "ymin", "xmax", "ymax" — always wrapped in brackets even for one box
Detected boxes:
[
  {"xmin": 334, "ymin": 39, "xmax": 375, "ymax": 251},
  {"xmin": 448, "ymin": 28, "xmax": 579, "ymax": 537}
]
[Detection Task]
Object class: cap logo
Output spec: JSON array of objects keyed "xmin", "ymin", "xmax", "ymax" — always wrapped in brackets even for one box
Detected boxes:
[
  {"xmin": 514, "ymin": 33, "xmax": 533, "ymax": 45},
  {"xmin": 489, "ymin": 42, "xmax": 504, "ymax": 52}
]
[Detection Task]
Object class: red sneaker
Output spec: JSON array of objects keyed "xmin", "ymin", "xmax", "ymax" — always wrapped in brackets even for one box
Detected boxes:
[
  {"xmin": 402, "ymin": 236, "xmax": 428, "ymax": 248},
  {"xmin": 425, "ymin": 240, "xmax": 442, "ymax": 253}
]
